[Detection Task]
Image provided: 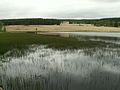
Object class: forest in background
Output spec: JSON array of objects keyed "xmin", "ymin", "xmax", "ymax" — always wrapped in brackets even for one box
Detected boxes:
[
  {"xmin": 66, "ymin": 18, "xmax": 120, "ymax": 27},
  {"xmin": 0, "ymin": 18, "xmax": 61, "ymax": 25},
  {"xmin": 0, "ymin": 18, "xmax": 120, "ymax": 27}
]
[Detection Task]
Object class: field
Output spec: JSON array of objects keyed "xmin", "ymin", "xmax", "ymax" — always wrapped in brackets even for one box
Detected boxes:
[{"xmin": 6, "ymin": 24, "xmax": 120, "ymax": 32}]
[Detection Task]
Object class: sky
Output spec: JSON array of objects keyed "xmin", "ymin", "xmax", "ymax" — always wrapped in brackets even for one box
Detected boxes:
[{"xmin": 0, "ymin": 0, "xmax": 120, "ymax": 19}]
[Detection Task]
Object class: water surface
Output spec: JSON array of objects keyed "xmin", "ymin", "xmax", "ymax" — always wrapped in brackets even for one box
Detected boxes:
[{"xmin": 0, "ymin": 32, "xmax": 120, "ymax": 90}]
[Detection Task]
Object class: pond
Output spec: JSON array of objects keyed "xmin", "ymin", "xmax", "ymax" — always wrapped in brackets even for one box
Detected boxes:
[{"xmin": 0, "ymin": 32, "xmax": 120, "ymax": 90}]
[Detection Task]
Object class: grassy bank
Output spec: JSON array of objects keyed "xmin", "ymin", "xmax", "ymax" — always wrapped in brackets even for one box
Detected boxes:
[{"xmin": 0, "ymin": 32, "xmax": 116, "ymax": 55}]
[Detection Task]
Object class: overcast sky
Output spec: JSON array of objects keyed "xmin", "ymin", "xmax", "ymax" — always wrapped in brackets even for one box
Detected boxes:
[{"xmin": 0, "ymin": 0, "xmax": 120, "ymax": 19}]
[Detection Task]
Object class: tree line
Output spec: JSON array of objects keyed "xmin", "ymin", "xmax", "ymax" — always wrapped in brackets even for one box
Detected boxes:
[
  {"xmin": 65, "ymin": 18, "xmax": 120, "ymax": 27},
  {"xmin": 0, "ymin": 18, "xmax": 120, "ymax": 27},
  {"xmin": 0, "ymin": 18, "xmax": 61, "ymax": 25}
]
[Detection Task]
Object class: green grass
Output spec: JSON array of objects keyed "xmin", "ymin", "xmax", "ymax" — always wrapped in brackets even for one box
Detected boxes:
[{"xmin": 0, "ymin": 32, "xmax": 117, "ymax": 55}]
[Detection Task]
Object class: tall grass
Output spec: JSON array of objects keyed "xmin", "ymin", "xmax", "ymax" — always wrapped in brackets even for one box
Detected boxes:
[{"xmin": 0, "ymin": 32, "xmax": 117, "ymax": 55}]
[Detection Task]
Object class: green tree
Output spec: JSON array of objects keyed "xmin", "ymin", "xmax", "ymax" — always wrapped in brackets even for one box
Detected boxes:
[
  {"xmin": 3, "ymin": 27, "xmax": 6, "ymax": 32},
  {"xmin": 0, "ymin": 22, "xmax": 6, "ymax": 32},
  {"xmin": 0, "ymin": 22, "xmax": 3, "ymax": 32},
  {"xmin": 114, "ymin": 22, "xmax": 118, "ymax": 27}
]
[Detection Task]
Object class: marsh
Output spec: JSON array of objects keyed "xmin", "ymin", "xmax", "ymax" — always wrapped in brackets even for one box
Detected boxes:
[{"xmin": 0, "ymin": 32, "xmax": 120, "ymax": 90}]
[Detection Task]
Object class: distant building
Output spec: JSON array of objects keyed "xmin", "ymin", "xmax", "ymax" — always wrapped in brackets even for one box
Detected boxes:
[{"xmin": 61, "ymin": 21, "xmax": 69, "ymax": 25}]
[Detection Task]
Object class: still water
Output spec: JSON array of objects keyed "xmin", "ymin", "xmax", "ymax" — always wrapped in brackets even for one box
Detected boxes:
[
  {"xmin": 0, "ymin": 32, "xmax": 120, "ymax": 90},
  {"xmin": 57, "ymin": 32, "xmax": 120, "ymax": 38}
]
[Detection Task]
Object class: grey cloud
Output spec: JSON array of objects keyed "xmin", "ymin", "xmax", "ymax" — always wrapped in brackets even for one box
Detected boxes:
[
  {"xmin": 92, "ymin": 0, "xmax": 120, "ymax": 3},
  {"xmin": 0, "ymin": 4, "xmax": 38, "ymax": 19},
  {"xmin": 0, "ymin": 8, "xmax": 120, "ymax": 19},
  {"xmin": 48, "ymin": 7, "xmax": 120, "ymax": 19},
  {"xmin": 0, "ymin": 0, "xmax": 120, "ymax": 19}
]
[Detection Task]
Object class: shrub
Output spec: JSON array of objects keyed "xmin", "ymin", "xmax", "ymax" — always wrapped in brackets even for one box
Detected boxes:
[
  {"xmin": 0, "ymin": 22, "xmax": 3, "ymax": 32},
  {"xmin": 0, "ymin": 22, "xmax": 6, "ymax": 32}
]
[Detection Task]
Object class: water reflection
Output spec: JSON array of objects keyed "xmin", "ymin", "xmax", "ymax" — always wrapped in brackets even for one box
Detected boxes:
[
  {"xmin": 42, "ymin": 32, "xmax": 120, "ymax": 44},
  {"xmin": 57, "ymin": 32, "xmax": 120, "ymax": 38},
  {"xmin": 0, "ymin": 44, "xmax": 120, "ymax": 90}
]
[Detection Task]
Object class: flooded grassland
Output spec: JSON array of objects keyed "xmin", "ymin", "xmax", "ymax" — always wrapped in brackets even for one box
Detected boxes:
[{"xmin": 0, "ymin": 32, "xmax": 120, "ymax": 90}]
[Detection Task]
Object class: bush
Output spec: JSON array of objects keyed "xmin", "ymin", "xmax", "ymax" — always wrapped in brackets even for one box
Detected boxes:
[
  {"xmin": 0, "ymin": 22, "xmax": 3, "ymax": 31},
  {"xmin": 3, "ymin": 27, "xmax": 6, "ymax": 32},
  {"xmin": 0, "ymin": 22, "xmax": 6, "ymax": 32}
]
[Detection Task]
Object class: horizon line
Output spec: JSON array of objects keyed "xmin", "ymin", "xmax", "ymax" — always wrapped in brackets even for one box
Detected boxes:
[{"xmin": 0, "ymin": 16, "xmax": 120, "ymax": 20}]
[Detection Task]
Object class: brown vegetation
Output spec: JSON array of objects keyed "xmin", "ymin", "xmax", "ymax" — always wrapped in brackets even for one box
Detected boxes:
[{"xmin": 6, "ymin": 24, "xmax": 120, "ymax": 32}]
